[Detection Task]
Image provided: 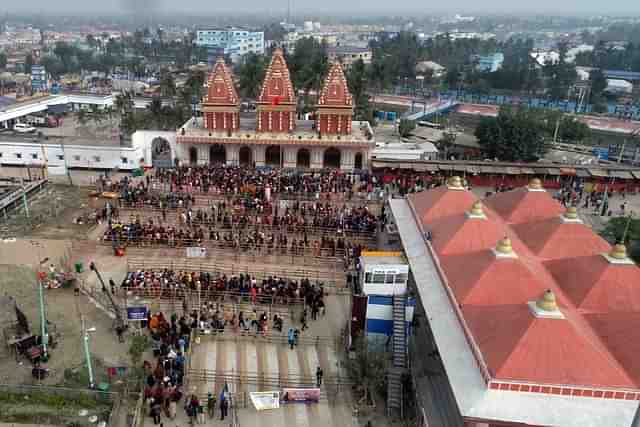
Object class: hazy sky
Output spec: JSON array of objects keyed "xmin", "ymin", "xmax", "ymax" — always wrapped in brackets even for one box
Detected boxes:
[{"xmin": 4, "ymin": 0, "xmax": 640, "ymax": 15}]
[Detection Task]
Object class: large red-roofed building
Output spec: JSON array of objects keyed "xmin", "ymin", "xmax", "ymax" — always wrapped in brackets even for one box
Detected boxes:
[{"xmin": 390, "ymin": 176, "xmax": 640, "ymax": 427}]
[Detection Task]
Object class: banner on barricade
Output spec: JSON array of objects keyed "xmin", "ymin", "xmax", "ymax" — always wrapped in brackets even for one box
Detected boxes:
[
  {"xmin": 249, "ymin": 391, "xmax": 280, "ymax": 410},
  {"xmin": 186, "ymin": 247, "xmax": 207, "ymax": 258},
  {"xmin": 127, "ymin": 306, "xmax": 148, "ymax": 321},
  {"xmin": 281, "ymin": 388, "xmax": 320, "ymax": 403}
]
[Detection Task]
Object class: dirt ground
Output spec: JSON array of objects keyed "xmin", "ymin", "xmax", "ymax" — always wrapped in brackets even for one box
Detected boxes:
[
  {"xmin": 0, "ymin": 265, "xmax": 129, "ymax": 387},
  {"xmin": 0, "ymin": 184, "xmax": 100, "ymax": 240}
]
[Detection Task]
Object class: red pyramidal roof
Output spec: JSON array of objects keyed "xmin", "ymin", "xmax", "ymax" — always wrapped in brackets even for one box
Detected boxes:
[
  {"xmin": 408, "ymin": 184, "xmax": 478, "ymax": 225},
  {"xmin": 512, "ymin": 217, "xmax": 611, "ymax": 260},
  {"xmin": 463, "ymin": 304, "xmax": 635, "ymax": 387},
  {"xmin": 546, "ymin": 254, "xmax": 640, "ymax": 312},
  {"xmin": 439, "ymin": 249, "xmax": 548, "ymax": 306},
  {"xmin": 484, "ymin": 186, "xmax": 564, "ymax": 224},
  {"xmin": 585, "ymin": 312, "xmax": 640, "ymax": 385},
  {"xmin": 430, "ymin": 210, "xmax": 505, "ymax": 256},
  {"xmin": 257, "ymin": 48, "xmax": 295, "ymax": 105},
  {"xmin": 318, "ymin": 62, "xmax": 353, "ymax": 109},
  {"xmin": 203, "ymin": 58, "xmax": 239, "ymax": 106}
]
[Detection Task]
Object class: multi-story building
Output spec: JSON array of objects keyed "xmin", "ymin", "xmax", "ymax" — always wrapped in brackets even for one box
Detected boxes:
[
  {"xmin": 177, "ymin": 50, "xmax": 374, "ymax": 170},
  {"xmin": 195, "ymin": 28, "xmax": 264, "ymax": 62},
  {"xmin": 326, "ymin": 45, "xmax": 372, "ymax": 69}
]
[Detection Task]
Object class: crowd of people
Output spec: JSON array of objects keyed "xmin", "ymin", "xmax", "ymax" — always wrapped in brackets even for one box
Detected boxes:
[
  {"xmin": 152, "ymin": 166, "xmax": 382, "ymax": 200},
  {"xmin": 142, "ymin": 311, "xmax": 233, "ymax": 424},
  {"xmin": 122, "ymin": 269, "xmax": 327, "ymax": 307}
]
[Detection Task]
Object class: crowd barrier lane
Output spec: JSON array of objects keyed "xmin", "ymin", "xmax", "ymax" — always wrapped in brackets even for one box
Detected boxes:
[
  {"xmin": 125, "ymin": 258, "xmax": 348, "ymax": 289},
  {"xmin": 121, "ymin": 245, "xmax": 348, "ymax": 268},
  {"xmin": 101, "ymin": 236, "xmax": 362, "ymax": 255},
  {"xmin": 194, "ymin": 328, "xmax": 342, "ymax": 348},
  {"xmin": 145, "ymin": 183, "xmax": 384, "ymax": 203},
  {"xmin": 187, "ymin": 369, "xmax": 353, "ymax": 388},
  {"xmin": 124, "ymin": 288, "xmax": 306, "ymax": 307},
  {"xmin": 111, "ymin": 209, "xmax": 379, "ymax": 241}
]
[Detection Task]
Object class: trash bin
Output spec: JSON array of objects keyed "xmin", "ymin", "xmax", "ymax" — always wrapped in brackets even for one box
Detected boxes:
[
  {"xmin": 97, "ymin": 382, "xmax": 110, "ymax": 402},
  {"xmin": 74, "ymin": 262, "xmax": 83, "ymax": 273}
]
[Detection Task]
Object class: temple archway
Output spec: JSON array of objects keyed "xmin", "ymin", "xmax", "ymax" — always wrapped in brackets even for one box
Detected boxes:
[
  {"xmin": 323, "ymin": 147, "xmax": 341, "ymax": 169},
  {"xmin": 239, "ymin": 146, "xmax": 252, "ymax": 167},
  {"xmin": 189, "ymin": 146, "xmax": 198, "ymax": 165},
  {"xmin": 354, "ymin": 152, "xmax": 363, "ymax": 170},
  {"xmin": 209, "ymin": 144, "xmax": 226, "ymax": 165},
  {"xmin": 265, "ymin": 145, "xmax": 281, "ymax": 167},
  {"xmin": 297, "ymin": 148, "xmax": 311, "ymax": 169},
  {"xmin": 151, "ymin": 137, "xmax": 172, "ymax": 168}
]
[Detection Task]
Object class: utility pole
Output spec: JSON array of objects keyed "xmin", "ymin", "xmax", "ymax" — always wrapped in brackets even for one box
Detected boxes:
[
  {"xmin": 81, "ymin": 315, "xmax": 95, "ymax": 389},
  {"xmin": 619, "ymin": 139, "xmax": 627, "ymax": 164},
  {"xmin": 20, "ymin": 178, "xmax": 30, "ymax": 219}
]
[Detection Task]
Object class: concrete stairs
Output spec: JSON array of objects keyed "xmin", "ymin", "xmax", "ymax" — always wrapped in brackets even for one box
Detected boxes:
[{"xmin": 387, "ymin": 293, "xmax": 407, "ymax": 416}]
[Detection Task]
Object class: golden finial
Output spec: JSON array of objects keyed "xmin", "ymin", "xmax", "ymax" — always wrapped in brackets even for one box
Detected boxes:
[
  {"xmin": 447, "ymin": 175, "xmax": 464, "ymax": 189},
  {"xmin": 609, "ymin": 243, "xmax": 628, "ymax": 260},
  {"xmin": 495, "ymin": 236, "xmax": 513, "ymax": 255},
  {"xmin": 564, "ymin": 206, "xmax": 578, "ymax": 220},
  {"xmin": 536, "ymin": 289, "xmax": 558, "ymax": 312},
  {"xmin": 528, "ymin": 178, "xmax": 543, "ymax": 190},
  {"xmin": 470, "ymin": 201, "xmax": 484, "ymax": 216}
]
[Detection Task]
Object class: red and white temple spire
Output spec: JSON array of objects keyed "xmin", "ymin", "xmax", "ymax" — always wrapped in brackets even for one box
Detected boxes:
[
  {"xmin": 256, "ymin": 48, "xmax": 297, "ymax": 133},
  {"xmin": 202, "ymin": 57, "xmax": 240, "ymax": 132},
  {"xmin": 316, "ymin": 61, "xmax": 353, "ymax": 135}
]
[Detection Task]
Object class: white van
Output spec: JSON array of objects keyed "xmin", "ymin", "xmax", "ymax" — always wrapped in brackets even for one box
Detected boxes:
[{"xmin": 13, "ymin": 123, "xmax": 37, "ymax": 133}]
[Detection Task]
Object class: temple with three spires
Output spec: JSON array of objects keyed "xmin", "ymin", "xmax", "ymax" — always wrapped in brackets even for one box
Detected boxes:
[{"xmin": 176, "ymin": 49, "xmax": 375, "ymax": 170}]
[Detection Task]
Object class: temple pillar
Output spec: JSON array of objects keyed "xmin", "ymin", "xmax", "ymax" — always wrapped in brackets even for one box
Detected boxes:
[
  {"xmin": 341, "ymin": 148, "xmax": 354, "ymax": 171},
  {"xmin": 311, "ymin": 147, "xmax": 323, "ymax": 170},
  {"xmin": 198, "ymin": 144, "xmax": 209, "ymax": 166},
  {"xmin": 282, "ymin": 145, "xmax": 297, "ymax": 169},
  {"xmin": 226, "ymin": 144, "xmax": 240, "ymax": 166},
  {"xmin": 253, "ymin": 145, "xmax": 266, "ymax": 167}
]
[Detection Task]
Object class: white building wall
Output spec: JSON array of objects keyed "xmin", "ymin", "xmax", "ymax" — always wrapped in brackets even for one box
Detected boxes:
[
  {"xmin": 131, "ymin": 130, "xmax": 177, "ymax": 167},
  {"xmin": 0, "ymin": 141, "xmax": 144, "ymax": 170}
]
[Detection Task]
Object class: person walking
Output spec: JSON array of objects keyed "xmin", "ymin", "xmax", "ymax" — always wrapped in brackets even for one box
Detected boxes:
[
  {"xmin": 220, "ymin": 395, "xmax": 229, "ymax": 420},
  {"xmin": 207, "ymin": 392, "xmax": 216, "ymax": 419},
  {"xmin": 151, "ymin": 399, "xmax": 162, "ymax": 425},
  {"xmin": 301, "ymin": 309, "xmax": 308, "ymax": 331},
  {"xmin": 288, "ymin": 328, "xmax": 295, "ymax": 350},
  {"xmin": 316, "ymin": 366, "xmax": 324, "ymax": 387}
]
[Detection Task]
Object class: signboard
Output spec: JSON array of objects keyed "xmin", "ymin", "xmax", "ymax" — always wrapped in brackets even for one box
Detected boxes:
[
  {"xmin": 127, "ymin": 306, "xmax": 148, "ymax": 321},
  {"xmin": 186, "ymin": 247, "xmax": 207, "ymax": 258},
  {"xmin": 31, "ymin": 65, "xmax": 47, "ymax": 92},
  {"xmin": 249, "ymin": 391, "xmax": 280, "ymax": 411},
  {"xmin": 592, "ymin": 147, "xmax": 609, "ymax": 161},
  {"xmin": 281, "ymin": 388, "xmax": 320, "ymax": 403}
]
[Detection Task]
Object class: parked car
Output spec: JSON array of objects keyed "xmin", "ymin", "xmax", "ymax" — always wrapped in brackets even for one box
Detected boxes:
[{"xmin": 13, "ymin": 123, "xmax": 37, "ymax": 133}]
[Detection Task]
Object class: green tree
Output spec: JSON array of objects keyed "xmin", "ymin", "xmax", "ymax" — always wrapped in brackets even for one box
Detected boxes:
[
  {"xmin": 558, "ymin": 116, "xmax": 591, "ymax": 142},
  {"xmin": 287, "ymin": 37, "xmax": 328, "ymax": 95},
  {"xmin": 398, "ymin": 118, "xmax": 416, "ymax": 137},
  {"xmin": 24, "ymin": 54, "xmax": 34, "ymax": 74},
  {"xmin": 236, "ymin": 53, "xmax": 266, "ymax": 99},
  {"xmin": 0, "ymin": 52, "xmax": 6, "ymax": 70},
  {"xmin": 345, "ymin": 336, "xmax": 386, "ymax": 406},
  {"xmin": 601, "ymin": 216, "xmax": 640, "ymax": 261},
  {"xmin": 347, "ymin": 58, "xmax": 373, "ymax": 121},
  {"xmin": 589, "ymin": 68, "xmax": 608, "ymax": 98},
  {"xmin": 475, "ymin": 107, "xmax": 547, "ymax": 161},
  {"xmin": 159, "ymin": 69, "xmax": 176, "ymax": 97},
  {"xmin": 445, "ymin": 68, "xmax": 461, "ymax": 88}
]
